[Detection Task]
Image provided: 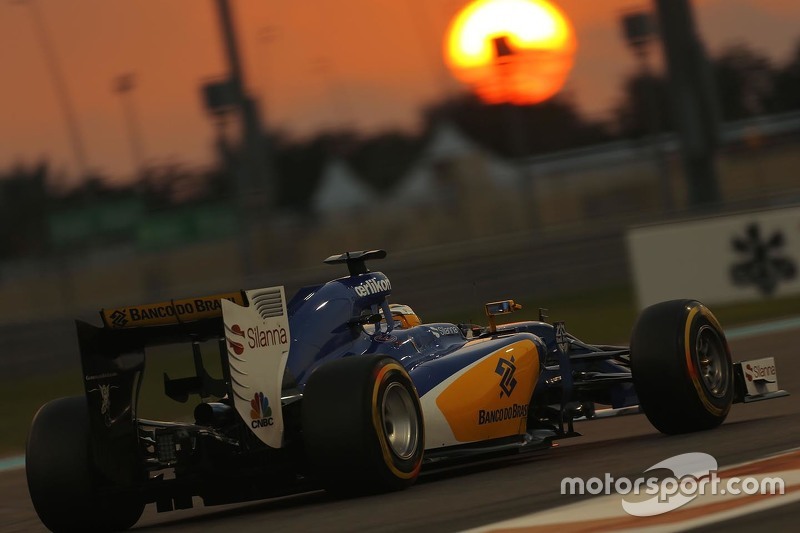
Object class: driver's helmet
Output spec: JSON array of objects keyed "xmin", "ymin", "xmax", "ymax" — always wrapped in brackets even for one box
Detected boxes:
[{"xmin": 389, "ymin": 303, "xmax": 421, "ymax": 329}]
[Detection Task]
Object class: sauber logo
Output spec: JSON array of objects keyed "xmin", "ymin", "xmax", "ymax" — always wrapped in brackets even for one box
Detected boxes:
[
  {"xmin": 226, "ymin": 324, "xmax": 245, "ymax": 355},
  {"xmin": 109, "ymin": 310, "xmax": 128, "ymax": 327},
  {"xmin": 495, "ymin": 356, "xmax": 518, "ymax": 397},
  {"xmin": 250, "ymin": 392, "xmax": 274, "ymax": 428},
  {"xmin": 354, "ymin": 277, "xmax": 391, "ymax": 297},
  {"xmin": 744, "ymin": 362, "xmax": 777, "ymax": 383}
]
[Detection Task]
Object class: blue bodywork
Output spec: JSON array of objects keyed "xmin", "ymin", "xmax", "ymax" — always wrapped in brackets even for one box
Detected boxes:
[{"xmin": 285, "ymin": 269, "xmax": 638, "ymax": 410}]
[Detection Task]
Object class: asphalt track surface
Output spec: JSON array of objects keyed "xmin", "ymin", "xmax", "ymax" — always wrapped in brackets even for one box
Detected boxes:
[{"xmin": 2, "ymin": 327, "xmax": 798, "ymax": 532}]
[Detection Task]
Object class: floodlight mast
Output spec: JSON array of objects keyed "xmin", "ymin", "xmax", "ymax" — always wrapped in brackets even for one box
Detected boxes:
[
  {"xmin": 654, "ymin": 0, "xmax": 721, "ymax": 208},
  {"xmin": 14, "ymin": 0, "xmax": 89, "ymax": 178}
]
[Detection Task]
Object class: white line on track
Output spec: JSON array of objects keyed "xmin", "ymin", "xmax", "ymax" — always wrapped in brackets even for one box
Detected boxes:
[
  {"xmin": 0, "ymin": 456, "xmax": 24, "ymax": 472},
  {"xmin": 725, "ymin": 316, "xmax": 800, "ymax": 340}
]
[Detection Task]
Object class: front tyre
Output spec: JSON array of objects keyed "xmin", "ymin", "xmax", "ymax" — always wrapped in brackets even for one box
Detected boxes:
[
  {"xmin": 26, "ymin": 396, "xmax": 144, "ymax": 532},
  {"xmin": 631, "ymin": 300, "xmax": 733, "ymax": 435},
  {"xmin": 302, "ymin": 356, "xmax": 424, "ymax": 494}
]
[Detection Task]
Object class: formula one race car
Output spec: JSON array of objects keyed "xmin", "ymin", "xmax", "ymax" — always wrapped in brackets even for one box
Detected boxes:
[{"xmin": 26, "ymin": 250, "xmax": 789, "ymax": 531}]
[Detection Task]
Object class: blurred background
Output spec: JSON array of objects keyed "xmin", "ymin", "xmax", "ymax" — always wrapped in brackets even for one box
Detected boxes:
[{"xmin": 2, "ymin": 0, "xmax": 800, "ymax": 452}]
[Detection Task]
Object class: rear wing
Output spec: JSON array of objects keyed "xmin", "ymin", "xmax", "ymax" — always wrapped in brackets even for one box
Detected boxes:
[
  {"xmin": 77, "ymin": 290, "xmax": 249, "ymax": 484},
  {"xmin": 77, "ymin": 288, "xmax": 290, "ymax": 483},
  {"xmin": 79, "ymin": 290, "xmax": 248, "ymax": 355},
  {"xmin": 79, "ymin": 290, "xmax": 250, "ymax": 403},
  {"xmin": 99, "ymin": 290, "xmax": 247, "ymax": 332}
]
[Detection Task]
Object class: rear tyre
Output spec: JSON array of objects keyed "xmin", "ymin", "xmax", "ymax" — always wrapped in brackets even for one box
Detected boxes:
[
  {"xmin": 630, "ymin": 300, "xmax": 734, "ymax": 435},
  {"xmin": 26, "ymin": 396, "xmax": 144, "ymax": 532},
  {"xmin": 302, "ymin": 356, "xmax": 424, "ymax": 494}
]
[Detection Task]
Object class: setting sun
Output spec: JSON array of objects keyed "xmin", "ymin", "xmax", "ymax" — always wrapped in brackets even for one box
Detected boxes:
[{"xmin": 444, "ymin": 0, "xmax": 577, "ymax": 105}]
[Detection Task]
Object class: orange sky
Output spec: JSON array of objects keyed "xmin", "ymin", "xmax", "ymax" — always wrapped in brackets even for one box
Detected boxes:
[{"xmin": 1, "ymin": 0, "xmax": 799, "ymax": 182}]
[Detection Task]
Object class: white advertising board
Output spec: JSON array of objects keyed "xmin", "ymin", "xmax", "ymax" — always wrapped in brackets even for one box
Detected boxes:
[{"xmin": 627, "ymin": 206, "xmax": 800, "ymax": 309}]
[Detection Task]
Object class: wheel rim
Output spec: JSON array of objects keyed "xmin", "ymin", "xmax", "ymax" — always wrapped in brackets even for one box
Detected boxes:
[
  {"xmin": 381, "ymin": 382, "xmax": 419, "ymax": 460},
  {"xmin": 696, "ymin": 325, "xmax": 729, "ymax": 398}
]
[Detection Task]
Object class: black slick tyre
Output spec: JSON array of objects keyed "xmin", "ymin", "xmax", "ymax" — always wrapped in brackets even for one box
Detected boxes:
[
  {"xmin": 26, "ymin": 396, "xmax": 144, "ymax": 532},
  {"xmin": 302, "ymin": 355, "xmax": 424, "ymax": 494},
  {"xmin": 630, "ymin": 299, "xmax": 734, "ymax": 434}
]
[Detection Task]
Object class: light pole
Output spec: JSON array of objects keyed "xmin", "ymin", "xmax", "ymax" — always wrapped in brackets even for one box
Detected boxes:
[
  {"xmin": 654, "ymin": 0, "xmax": 721, "ymax": 209},
  {"xmin": 213, "ymin": 0, "xmax": 274, "ymax": 278},
  {"xmin": 114, "ymin": 73, "xmax": 146, "ymax": 178},
  {"xmin": 13, "ymin": 0, "xmax": 89, "ymax": 178},
  {"xmin": 621, "ymin": 9, "xmax": 674, "ymax": 212}
]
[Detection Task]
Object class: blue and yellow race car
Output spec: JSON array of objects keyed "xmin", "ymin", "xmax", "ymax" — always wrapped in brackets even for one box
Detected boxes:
[{"xmin": 26, "ymin": 249, "xmax": 788, "ymax": 531}]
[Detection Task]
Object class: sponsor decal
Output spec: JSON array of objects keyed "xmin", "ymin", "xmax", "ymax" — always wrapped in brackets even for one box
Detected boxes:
[
  {"xmin": 226, "ymin": 323, "xmax": 288, "ymax": 354},
  {"xmin": 247, "ymin": 325, "xmax": 288, "ymax": 348},
  {"xmin": 741, "ymin": 357, "xmax": 781, "ymax": 397},
  {"xmin": 354, "ymin": 277, "xmax": 392, "ymax": 298},
  {"xmin": 478, "ymin": 403, "xmax": 528, "ymax": 425},
  {"xmin": 373, "ymin": 332, "xmax": 398, "ymax": 343},
  {"xmin": 430, "ymin": 325, "xmax": 461, "ymax": 337},
  {"xmin": 88, "ymin": 383, "xmax": 120, "ymax": 427},
  {"xmin": 495, "ymin": 356, "xmax": 518, "ymax": 397},
  {"xmin": 435, "ymin": 339, "xmax": 539, "ymax": 442},
  {"xmin": 226, "ymin": 324, "xmax": 245, "ymax": 355},
  {"xmin": 84, "ymin": 372, "xmax": 118, "ymax": 381},
  {"xmin": 102, "ymin": 292, "xmax": 245, "ymax": 329},
  {"xmin": 250, "ymin": 392, "xmax": 274, "ymax": 428},
  {"xmin": 744, "ymin": 361, "xmax": 776, "ymax": 383},
  {"xmin": 555, "ymin": 321, "xmax": 569, "ymax": 354},
  {"xmin": 109, "ymin": 310, "xmax": 128, "ymax": 327}
]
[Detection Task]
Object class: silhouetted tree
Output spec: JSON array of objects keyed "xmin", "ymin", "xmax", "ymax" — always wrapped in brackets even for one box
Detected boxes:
[
  {"xmin": 0, "ymin": 162, "xmax": 50, "ymax": 258},
  {"xmin": 614, "ymin": 43, "xmax": 785, "ymax": 138},
  {"xmin": 613, "ymin": 71, "xmax": 674, "ymax": 138},
  {"xmin": 348, "ymin": 131, "xmax": 425, "ymax": 192},
  {"xmin": 768, "ymin": 39, "xmax": 800, "ymax": 113},
  {"xmin": 423, "ymin": 92, "xmax": 611, "ymax": 158},
  {"xmin": 271, "ymin": 133, "xmax": 332, "ymax": 211},
  {"xmin": 713, "ymin": 44, "xmax": 774, "ymax": 120}
]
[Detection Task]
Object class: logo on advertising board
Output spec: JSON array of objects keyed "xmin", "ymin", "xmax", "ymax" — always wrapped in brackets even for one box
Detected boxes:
[
  {"xmin": 250, "ymin": 392, "xmax": 274, "ymax": 428},
  {"xmin": 730, "ymin": 223, "xmax": 796, "ymax": 296},
  {"xmin": 495, "ymin": 356, "xmax": 518, "ymax": 397}
]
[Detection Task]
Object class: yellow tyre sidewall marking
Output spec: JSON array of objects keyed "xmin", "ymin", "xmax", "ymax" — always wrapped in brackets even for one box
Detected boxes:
[
  {"xmin": 371, "ymin": 362, "xmax": 421, "ymax": 480},
  {"xmin": 684, "ymin": 305, "xmax": 729, "ymax": 417}
]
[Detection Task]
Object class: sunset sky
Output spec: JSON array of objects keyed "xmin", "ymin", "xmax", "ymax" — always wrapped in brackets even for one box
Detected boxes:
[{"xmin": 1, "ymin": 0, "xmax": 799, "ymax": 182}]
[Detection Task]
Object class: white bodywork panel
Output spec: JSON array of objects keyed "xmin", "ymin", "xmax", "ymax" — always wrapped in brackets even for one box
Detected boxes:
[
  {"xmin": 741, "ymin": 357, "xmax": 781, "ymax": 396},
  {"xmin": 222, "ymin": 287, "xmax": 290, "ymax": 448}
]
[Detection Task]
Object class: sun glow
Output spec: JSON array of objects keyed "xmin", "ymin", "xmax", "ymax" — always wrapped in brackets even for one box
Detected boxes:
[{"xmin": 444, "ymin": 0, "xmax": 577, "ymax": 104}]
